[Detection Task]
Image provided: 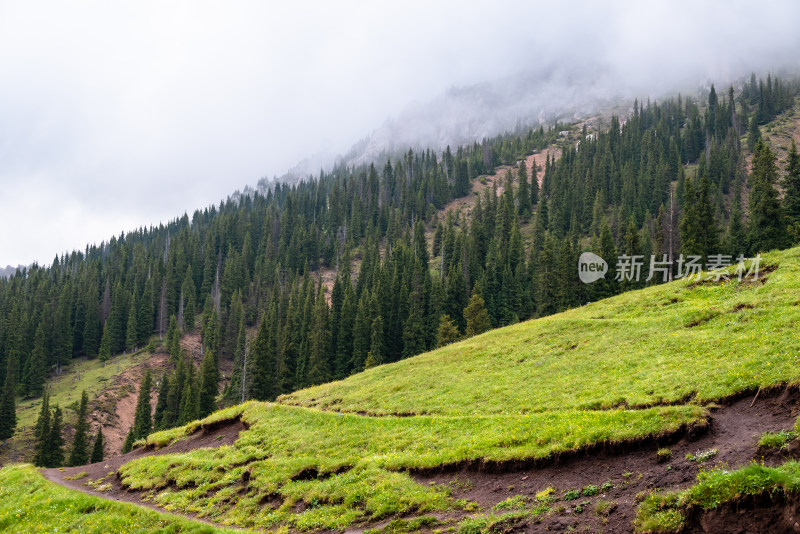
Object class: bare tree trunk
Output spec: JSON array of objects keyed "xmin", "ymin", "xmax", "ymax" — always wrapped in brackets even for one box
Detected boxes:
[{"xmin": 241, "ymin": 337, "xmax": 249, "ymax": 404}]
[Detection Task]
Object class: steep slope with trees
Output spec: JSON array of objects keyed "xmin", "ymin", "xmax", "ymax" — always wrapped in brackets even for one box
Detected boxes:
[{"xmin": 0, "ymin": 75, "xmax": 797, "ymax": 456}]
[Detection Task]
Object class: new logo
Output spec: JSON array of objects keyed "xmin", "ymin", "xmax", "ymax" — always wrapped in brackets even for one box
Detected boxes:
[{"xmin": 578, "ymin": 252, "xmax": 608, "ymax": 284}]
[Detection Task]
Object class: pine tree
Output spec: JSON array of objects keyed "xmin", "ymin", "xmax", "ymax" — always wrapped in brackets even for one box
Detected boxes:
[
  {"xmin": 782, "ymin": 140, "xmax": 800, "ymax": 225},
  {"xmin": 748, "ymin": 140, "xmax": 787, "ymax": 252},
  {"xmin": 153, "ymin": 373, "xmax": 170, "ymax": 430},
  {"xmin": 179, "ymin": 363, "xmax": 199, "ymax": 425},
  {"xmin": 364, "ymin": 316, "xmax": 384, "ymax": 369},
  {"xmin": 747, "ymin": 113, "xmax": 761, "ymax": 152},
  {"xmin": 435, "ymin": 314, "xmax": 460, "ymax": 347},
  {"xmin": 131, "ymin": 371, "xmax": 152, "ymax": 441},
  {"xmin": 250, "ymin": 313, "xmax": 276, "ymax": 401},
  {"xmin": 33, "ymin": 393, "xmax": 52, "ymax": 467},
  {"xmin": 122, "ymin": 428, "xmax": 135, "ymax": 454},
  {"xmin": 453, "ymin": 159, "xmax": 470, "ymax": 197},
  {"xmin": 306, "ymin": 292, "xmax": 331, "ymax": 385},
  {"xmin": 464, "ymin": 290, "xmax": 491, "ymax": 337},
  {"xmin": 517, "ymin": 160, "xmax": 532, "ymax": 219},
  {"xmin": 68, "ymin": 390, "xmax": 90, "ymax": 466},
  {"xmin": 198, "ymin": 350, "xmax": 218, "ymax": 418},
  {"xmin": 91, "ymin": 429, "xmax": 104, "ymax": 463},
  {"xmin": 125, "ymin": 297, "xmax": 138, "ymax": 351},
  {"xmin": 48, "ymin": 405, "xmax": 65, "ymax": 467},
  {"xmin": 0, "ymin": 351, "xmax": 18, "ymax": 440},
  {"xmin": 27, "ymin": 323, "xmax": 48, "ymax": 397},
  {"xmin": 98, "ymin": 321, "xmax": 112, "ymax": 362}
]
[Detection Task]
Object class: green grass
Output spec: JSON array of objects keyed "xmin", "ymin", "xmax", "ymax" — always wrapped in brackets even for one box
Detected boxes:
[
  {"xmin": 0, "ymin": 464, "xmax": 243, "ymax": 533},
  {"xmin": 281, "ymin": 248, "xmax": 800, "ymax": 416},
  {"xmin": 2, "ymin": 350, "xmax": 150, "ymax": 464},
  {"xmin": 21, "ymin": 246, "xmax": 800, "ymax": 532},
  {"xmin": 635, "ymin": 461, "xmax": 800, "ymax": 532},
  {"xmin": 107, "ymin": 247, "xmax": 800, "ymax": 532},
  {"xmin": 758, "ymin": 430, "xmax": 796, "ymax": 450},
  {"xmin": 118, "ymin": 401, "xmax": 702, "ymax": 531}
]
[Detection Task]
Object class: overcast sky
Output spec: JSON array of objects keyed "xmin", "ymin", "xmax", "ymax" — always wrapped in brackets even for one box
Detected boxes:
[{"xmin": 0, "ymin": 1, "xmax": 798, "ymax": 267}]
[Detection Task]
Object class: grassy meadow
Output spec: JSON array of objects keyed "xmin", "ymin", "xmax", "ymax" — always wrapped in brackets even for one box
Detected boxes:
[
  {"xmin": 107, "ymin": 247, "xmax": 800, "ymax": 531},
  {"xmin": 0, "ymin": 464, "xmax": 243, "ymax": 534}
]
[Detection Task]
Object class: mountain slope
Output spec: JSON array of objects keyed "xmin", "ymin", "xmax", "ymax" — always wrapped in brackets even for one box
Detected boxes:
[
  {"xmin": 87, "ymin": 246, "xmax": 800, "ymax": 533},
  {"xmin": 281, "ymin": 249, "xmax": 797, "ymax": 416}
]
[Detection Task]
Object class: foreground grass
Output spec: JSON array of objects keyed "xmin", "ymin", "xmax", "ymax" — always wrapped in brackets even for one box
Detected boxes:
[
  {"xmin": 0, "ymin": 464, "xmax": 242, "ymax": 534},
  {"xmin": 118, "ymin": 402, "xmax": 704, "ymax": 531},
  {"xmin": 635, "ymin": 461, "xmax": 800, "ymax": 533},
  {"xmin": 112, "ymin": 247, "xmax": 800, "ymax": 532},
  {"xmin": 282, "ymin": 248, "xmax": 800, "ymax": 416}
]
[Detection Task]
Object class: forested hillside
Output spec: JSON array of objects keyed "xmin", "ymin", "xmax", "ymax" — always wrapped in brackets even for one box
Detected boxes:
[{"xmin": 1, "ymin": 74, "xmax": 798, "ymax": 448}]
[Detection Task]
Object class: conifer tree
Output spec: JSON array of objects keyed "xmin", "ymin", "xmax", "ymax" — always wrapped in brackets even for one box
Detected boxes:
[
  {"xmin": 27, "ymin": 323, "xmax": 48, "ymax": 397},
  {"xmin": 517, "ymin": 160, "xmax": 532, "ymax": 219},
  {"xmin": 91, "ymin": 429, "xmax": 104, "ymax": 463},
  {"xmin": 98, "ymin": 322, "xmax": 112, "ymax": 362},
  {"xmin": 782, "ymin": 140, "xmax": 800, "ymax": 226},
  {"xmin": 131, "ymin": 371, "xmax": 152, "ymax": 441},
  {"xmin": 747, "ymin": 113, "xmax": 761, "ymax": 152},
  {"xmin": 199, "ymin": 350, "xmax": 218, "ymax": 418},
  {"xmin": 364, "ymin": 316, "xmax": 384, "ymax": 369},
  {"xmin": 306, "ymin": 292, "xmax": 331, "ymax": 385},
  {"xmin": 435, "ymin": 314, "xmax": 460, "ymax": 347},
  {"xmin": 153, "ymin": 373, "xmax": 170, "ymax": 430},
  {"xmin": 48, "ymin": 405, "xmax": 65, "ymax": 467},
  {"xmin": 125, "ymin": 297, "xmax": 138, "ymax": 351},
  {"xmin": 179, "ymin": 363, "xmax": 199, "ymax": 425},
  {"xmin": 68, "ymin": 390, "xmax": 90, "ymax": 466},
  {"xmin": 464, "ymin": 290, "xmax": 491, "ymax": 337},
  {"xmin": 250, "ymin": 313, "xmax": 276, "ymax": 401},
  {"xmin": 0, "ymin": 351, "xmax": 18, "ymax": 440},
  {"xmin": 748, "ymin": 140, "xmax": 786, "ymax": 252},
  {"xmin": 33, "ymin": 393, "xmax": 51, "ymax": 467},
  {"xmin": 122, "ymin": 428, "xmax": 135, "ymax": 454}
]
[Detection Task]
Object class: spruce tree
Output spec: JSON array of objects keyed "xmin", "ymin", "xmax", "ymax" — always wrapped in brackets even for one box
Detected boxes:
[
  {"xmin": 464, "ymin": 290, "xmax": 491, "ymax": 337},
  {"xmin": 364, "ymin": 316, "xmax": 384, "ymax": 369},
  {"xmin": 179, "ymin": 363, "xmax": 199, "ymax": 425},
  {"xmin": 27, "ymin": 324, "xmax": 48, "ymax": 397},
  {"xmin": 48, "ymin": 405, "xmax": 65, "ymax": 467},
  {"xmin": 198, "ymin": 350, "xmax": 218, "ymax": 418},
  {"xmin": 153, "ymin": 373, "xmax": 170, "ymax": 430},
  {"xmin": 33, "ymin": 393, "xmax": 52, "ymax": 467},
  {"xmin": 98, "ymin": 322, "xmax": 112, "ymax": 362},
  {"xmin": 782, "ymin": 140, "xmax": 800, "ymax": 225},
  {"xmin": 0, "ymin": 351, "xmax": 18, "ymax": 440},
  {"xmin": 131, "ymin": 371, "xmax": 152, "ymax": 441},
  {"xmin": 250, "ymin": 313, "xmax": 276, "ymax": 401},
  {"xmin": 748, "ymin": 140, "xmax": 787, "ymax": 252},
  {"xmin": 435, "ymin": 314, "xmax": 460, "ymax": 347},
  {"xmin": 122, "ymin": 428, "xmax": 135, "ymax": 454},
  {"xmin": 517, "ymin": 160, "xmax": 532, "ymax": 219},
  {"xmin": 91, "ymin": 429, "xmax": 104, "ymax": 463},
  {"xmin": 68, "ymin": 390, "xmax": 90, "ymax": 466},
  {"xmin": 125, "ymin": 298, "xmax": 138, "ymax": 351},
  {"xmin": 747, "ymin": 113, "xmax": 761, "ymax": 152},
  {"xmin": 306, "ymin": 293, "xmax": 331, "ymax": 386}
]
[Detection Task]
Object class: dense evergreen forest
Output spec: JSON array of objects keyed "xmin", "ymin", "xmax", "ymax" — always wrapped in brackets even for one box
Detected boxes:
[{"xmin": 2, "ymin": 74, "xmax": 799, "ymax": 452}]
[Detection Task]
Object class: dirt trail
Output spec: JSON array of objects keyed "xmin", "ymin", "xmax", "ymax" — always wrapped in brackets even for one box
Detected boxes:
[
  {"xmin": 90, "ymin": 351, "xmax": 168, "ymax": 457},
  {"xmin": 42, "ymin": 417, "xmax": 245, "ymax": 529},
  {"xmin": 414, "ymin": 388, "xmax": 799, "ymax": 533},
  {"xmin": 40, "ymin": 388, "xmax": 800, "ymax": 534}
]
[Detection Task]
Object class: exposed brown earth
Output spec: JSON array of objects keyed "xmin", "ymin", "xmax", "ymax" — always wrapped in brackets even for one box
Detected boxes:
[
  {"xmin": 42, "ymin": 416, "xmax": 246, "ymax": 529},
  {"xmin": 41, "ymin": 387, "xmax": 800, "ymax": 534}
]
